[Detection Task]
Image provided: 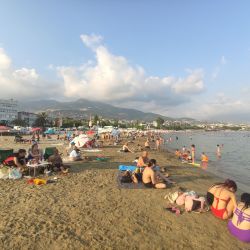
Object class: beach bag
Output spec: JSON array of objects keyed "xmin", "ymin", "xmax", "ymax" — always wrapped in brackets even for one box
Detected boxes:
[
  {"xmin": 121, "ymin": 171, "xmax": 133, "ymax": 183},
  {"xmin": 0, "ymin": 166, "xmax": 10, "ymax": 179},
  {"xmin": 9, "ymin": 168, "xmax": 22, "ymax": 180},
  {"xmin": 167, "ymin": 191, "xmax": 179, "ymax": 204}
]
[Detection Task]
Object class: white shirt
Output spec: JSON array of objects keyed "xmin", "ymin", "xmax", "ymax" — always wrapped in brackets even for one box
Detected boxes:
[{"xmin": 70, "ymin": 150, "xmax": 80, "ymax": 158}]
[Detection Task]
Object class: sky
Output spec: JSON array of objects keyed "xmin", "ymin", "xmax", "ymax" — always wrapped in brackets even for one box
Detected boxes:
[{"xmin": 0, "ymin": 0, "xmax": 250, "ymax": 122}]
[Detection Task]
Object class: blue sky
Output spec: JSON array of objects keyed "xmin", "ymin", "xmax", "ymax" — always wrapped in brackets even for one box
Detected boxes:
[{"xmin": 0, "ymin": 1, "xmax": 250, "ymax": 122}]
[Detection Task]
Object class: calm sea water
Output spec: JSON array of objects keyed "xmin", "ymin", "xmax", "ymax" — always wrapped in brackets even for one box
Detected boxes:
[{"xmin": 164, "ymin": 131, "xmax": 250, "ymax": 192}]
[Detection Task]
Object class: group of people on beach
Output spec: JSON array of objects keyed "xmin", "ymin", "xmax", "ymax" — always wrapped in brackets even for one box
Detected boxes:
[{"xmin": 207, "ymin": 179, "xmax": 250, "ymax": 243}]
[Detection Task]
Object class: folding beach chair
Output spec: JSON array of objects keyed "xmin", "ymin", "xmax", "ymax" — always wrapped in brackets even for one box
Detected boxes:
[
  {"xmin": 0, "ymin": 149, "xmax": 14, "ymax": 164},
  {"xmin": 43, "ymin": 147, "xmax": 56, "ymax": 160}
]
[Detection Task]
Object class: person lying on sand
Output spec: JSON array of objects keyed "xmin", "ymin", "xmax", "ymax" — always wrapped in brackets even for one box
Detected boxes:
[
  {"xmin": 142, "ymin": 159, "xmax": 166, "ymax": 189},
  {"xmin": 122, "ymin": 142, "xmax": 134, "ymax": 153},
  {"xmin": 228, "ymin": 192, "xmax": 250, "ymax": 243},
  {"xmin": 207, "ymin": 179, "xmax": 237, "ymax": 220},
  {"xmin": 48, "ymin": 148, "xmax": 70, "ymax": 173}
]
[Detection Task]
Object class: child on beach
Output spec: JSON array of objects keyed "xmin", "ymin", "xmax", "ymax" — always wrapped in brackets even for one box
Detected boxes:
[{"xmin": 201, "ymin": 152, "xmax": 209, "ymax": 169}]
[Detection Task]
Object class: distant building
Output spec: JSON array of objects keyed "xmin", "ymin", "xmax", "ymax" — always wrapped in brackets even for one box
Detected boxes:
[
  {"xmin": 0, "ymin": 99, "xmax": 18, "ymax": 122},
  {"xmin": 18, "ymin": 112, "xmax": 38, "ymax": 126},
  {"xmin": 152, "ymin": 121, "xmax": 158, "ymax": 127}
]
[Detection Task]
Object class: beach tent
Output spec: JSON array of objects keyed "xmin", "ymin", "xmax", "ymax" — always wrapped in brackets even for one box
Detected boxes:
[
  {"xmin": 0, "ymin": 126, "xmax": 11, "ymax": 133},
  {"xmin": 71, "ymin": 134, "xmax": 92, "ymax": 148},
  {"xmin": 45, "ymin": 128, "xmax": 56, "ymax": 134}
]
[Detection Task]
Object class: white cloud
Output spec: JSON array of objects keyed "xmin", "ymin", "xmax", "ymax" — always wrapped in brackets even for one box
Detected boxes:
[
  {"xmin": 220, "ymin": 56, "xmax": 227, "ymax": 65},
  {"xmin": 0, "ymin": 48, "xmax": 11, "ymax": 70},
  {"xmin": 57, "ymin": 34, "xmax": 205, "ymax": 107},
  {"xmin": 80, "ymin": 34, "xmax": 103, "ymax": 50},
  {"xmin": 0, "ymin": 47, "xmax": 61, "ymax": 100},
  {"xmin": 211, "ymin": 55, "xmax": 227, "ymax": 80},
  {"xmin": 13, "ymin": 68, "xmax": 39, "ymax": 81}
]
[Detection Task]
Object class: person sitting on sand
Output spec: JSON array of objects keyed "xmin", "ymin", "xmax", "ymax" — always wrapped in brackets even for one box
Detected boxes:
[
  {"xmin": 142, "ymin": 159, "xmax": 167, "ymax": 189},
  {"xmin": 27, "ymin": 143, "xmax": 42, "ymax": 162},
  {"xmin": 137, "ymin": 151, "xmax": 149, "ymax": 168},
  {"xmin": 207, "ymin": 179, "xmax": 237, "ymax": 220},
  {"xmin": 122, "ymin": 142, "xmax": 134, "ymax": 153},
  {"xmin": 48, "ymin": 148, "xmax": 70, "ymax": 172},
  {"xmin": 66, "ymin": 141, "xmax": 76, "ymax": 155},
  {"xmin": 228, "ymin": 193, "xmax": 250, "ymax": 243},
  {"xmin": 144, "ymin": 139, "xmax": 150, "ymax": 149},
  {"xmin": 13, "ymin": 149, "xmax": 27, "ymax": 173},
  {"xmin": 149, "ymin": 159, "xmax": 175, "ymax": 185},
  {"xmin": 69, "ymin": 145, "xmax": 82, "ymax": 161}
]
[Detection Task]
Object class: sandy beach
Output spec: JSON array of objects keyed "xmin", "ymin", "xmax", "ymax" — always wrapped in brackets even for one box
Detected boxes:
[{"xmin": 0, "ymin": 136, "xmax": 248, "ymax": 250}]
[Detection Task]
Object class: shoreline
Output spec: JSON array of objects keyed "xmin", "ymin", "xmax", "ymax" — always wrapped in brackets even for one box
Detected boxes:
[{"xmin": 0, "ymin": 135, "xmax": 248, "ymax": 249}]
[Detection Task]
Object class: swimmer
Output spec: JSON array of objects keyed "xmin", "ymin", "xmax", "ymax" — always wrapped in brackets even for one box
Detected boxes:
[{"xmin": 216, "ymin": 144, "xmax": 221, "ymax": 159}]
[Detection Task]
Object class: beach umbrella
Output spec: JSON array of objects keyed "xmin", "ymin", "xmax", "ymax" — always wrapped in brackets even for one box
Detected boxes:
[
  {"xmin": 31, "ymin": 127, "xmax": 41, "ymax": 132},
  {"xmin": 72, "ymin": 134, "xmax": 91, "ymax": 148},
  {"xmin": 86, "ymin": 130, "xmax": 95, "ymax": 135}
]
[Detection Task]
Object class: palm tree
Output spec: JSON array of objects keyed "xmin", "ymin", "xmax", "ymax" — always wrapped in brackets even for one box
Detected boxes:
[{"xmin": 33, "ymin": 112, "xmax": 49, "ymax": 131}]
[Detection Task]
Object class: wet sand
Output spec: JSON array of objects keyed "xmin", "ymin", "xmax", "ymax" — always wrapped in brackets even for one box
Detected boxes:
[{"xmin": 0, "ymin": 136, "xmax": 248, "ymax": 250}]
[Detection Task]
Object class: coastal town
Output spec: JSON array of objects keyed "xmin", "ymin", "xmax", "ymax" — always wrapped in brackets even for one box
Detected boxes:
[{"xmin": 1, "ymin": 99, "xmax": 249, "ymax": 132}]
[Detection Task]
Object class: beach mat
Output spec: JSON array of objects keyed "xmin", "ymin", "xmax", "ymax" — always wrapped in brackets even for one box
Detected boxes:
[{"xmin": 117, "ymin": 171, "xmax": 147, "ymax": 189}]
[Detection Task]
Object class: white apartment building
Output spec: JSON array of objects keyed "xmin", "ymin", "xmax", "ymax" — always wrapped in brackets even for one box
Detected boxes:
[
  {"xmin": 18, "ymin": 112, "xmax": 38, "ymax": 126},
  {"xmin": 0, "ymin": 99, "xmax": 18, "ymax": 122}
]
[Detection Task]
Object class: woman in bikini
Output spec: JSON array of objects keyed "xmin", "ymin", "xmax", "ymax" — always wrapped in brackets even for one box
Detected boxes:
[
  {"xmin": 228, "ymin": 193, "xmax": 250, "ymax": 243},
  {"xmin": 207, "ymin": 179, "xmax": 237, "ymax": 220}
]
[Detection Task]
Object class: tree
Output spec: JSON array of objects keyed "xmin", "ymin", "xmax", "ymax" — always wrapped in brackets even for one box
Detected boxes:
[
  {"xmin": 93, "ymin": 115, "xmax": 99, "ymax": 125},
  {"xmin": 33, "ymin": 112, "xmax": 49, "ymax": 130},
  {"xmin": 11, "ymin": 119, "xmax": 27, "ymax": 127},
  {"xmin": 156, "ymin": 117, "xmax": 165, "ymax": 128}
]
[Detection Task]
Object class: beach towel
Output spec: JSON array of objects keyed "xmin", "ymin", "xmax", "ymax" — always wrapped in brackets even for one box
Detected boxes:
[
  {"xmin": 118, "ymin": 165, "xmax": 137, "ymax": 171},
  {"xmin": 82, "ymin": 149, "xmax": 102, "ymax": 152},
  {"xmin": 117, "ymin": 171, "xmax": 147, "ymax": 189}
]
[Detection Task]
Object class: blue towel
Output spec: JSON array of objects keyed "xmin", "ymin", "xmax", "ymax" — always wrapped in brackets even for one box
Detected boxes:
[{"xmin": 118, "ymin": 165, "xmax": 137, "ymax": 171}]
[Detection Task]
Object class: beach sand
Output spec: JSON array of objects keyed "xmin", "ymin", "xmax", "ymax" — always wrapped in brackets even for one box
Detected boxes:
[{"xmin": 0, "ymin": 136, "xmax": 248, "ymax": 250}]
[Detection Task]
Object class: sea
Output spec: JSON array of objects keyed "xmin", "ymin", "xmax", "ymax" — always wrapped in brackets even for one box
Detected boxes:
[{"xmin": 163, "ymin": 131, "xmax": 250, "ymax": 192}]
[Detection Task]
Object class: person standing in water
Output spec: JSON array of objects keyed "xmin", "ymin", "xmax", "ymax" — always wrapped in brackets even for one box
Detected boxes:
[
  {"xmin": 217, "ymin": 144, "xmax": 221, "ymax": 159},
  {"xmin": 201, "ymin": 152, "xmax": 209, "ymax": 169},
  {"xmin": 191, "ymin": 144, "xmax": 195, "ymax": 164}
]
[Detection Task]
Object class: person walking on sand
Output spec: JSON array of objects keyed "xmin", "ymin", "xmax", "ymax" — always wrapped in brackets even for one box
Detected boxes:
[{"xmin": 156, "ymin": 138, "xmax": 160, "ymax": 151}]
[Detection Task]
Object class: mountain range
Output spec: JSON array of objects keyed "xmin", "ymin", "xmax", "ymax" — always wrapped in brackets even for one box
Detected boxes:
[{"xmin": 19, "ymin": 99, "xmax": 196, "ymax": 122}]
